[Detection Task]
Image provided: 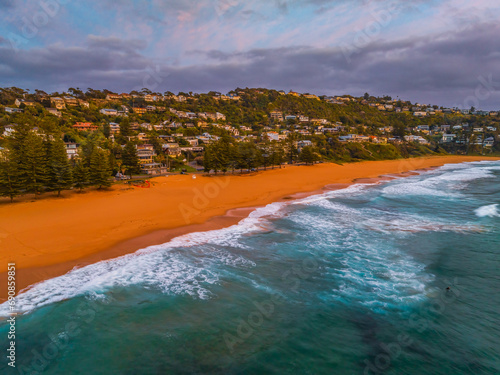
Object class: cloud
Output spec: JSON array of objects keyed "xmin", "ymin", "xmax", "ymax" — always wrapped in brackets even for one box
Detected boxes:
[{"xmin": 1, "ymin": 2, "xmax": 500, "ymax": 109}]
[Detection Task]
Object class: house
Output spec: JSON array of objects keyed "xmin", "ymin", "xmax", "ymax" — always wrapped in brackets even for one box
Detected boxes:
[
  {"xmin": 416, "ymin": 125, "xmax": 430, "ymax": 131},
  {"xmin": 270, "ymin": 111, "xmax": 284, "ymax": 122},
  {"xmin": 484, "ymin": 137, "xmax": 495, "ymax": 147},
  {"xmin": 473, "ymin": 128, "xmax": 484, "ymax": 133},
  {"xmin": 144, "ymin": 94, "xmax": 157, "ymax": 102},
  {"xmin": 486, "ymin": 126, "xmax": 497, "ymax": 131},
  {"xmin": 73, "ymin": 122, "xmax": 98, "ymax": 131},
  {"xmin": 2, "ymin": 124, "xmax": 17, "ymax": 137},
  {"xmin": 413, "ymin": 111, "xmax": 427, "ymax": 117},
  {"xmin": 339, "ymin": 134, "xmax": 369, "ymax": 142},
  {"xmin": 100, "ymin": 108, "xmax": 118, "ymax": 116},
  {"xmin": 63, "ymin": 96, "xmax": 79, "ymax": 106},
  {"xmin": 162, "ymin": 143, "xmax": 182, "ymax": 157},
  {"xmin": 64, "ymin": 142, "xmax": 79, "ymax": 159},
  {"xmin": 145, "ymin": 106, "xmax": 156, "ymax": 112},
  {"xmin": 50, "ymin": 97, "xmax": 66, "ymax": 110},
  {"xmin": 296, "ymin": 140, "xmax": 312, "ymax": 151},
  {"xmin": 106, "ymin": 94, "xmax": 122, "ymax": 101},
  {"xmin": 441, "ymin": 134, "xmax": 456, "ymax": 143},
  {"xmin": 136, "ymin": 144, "xmax": 156, "ymax": 164},
  {"xmin": 303, "ymin": 94, "xmax": 320, "ymax": 100},
  {"xmin": 140, "ymin": 163, "xmax": 168, "ymax": 175},
  {"xmin": 14, "ymin": 99, "xmax": 35, "ymax": 107},
  {"xmin": 215, "ymin": 112, "xmax": 226, "ymax": 121},
  {"xmin": 133, "ymin": 107, "xmax": 147, "ymax": 115},
  {"xmin": 137, "ymin": 133, "xmax": 148, "ymax": 141},
  {"xmin": 79, "ymin": 100, "xmax": 90, "ymax": 108},
  {"xmin": 285, "ymin": 115, "xmax": 297, "ymax": 121},
  {"xmin": 184, "ymin": 137, "xmax": 199, "ymax": 146},
  {"xmin": 266, "ymin": 132, "xmax": 280, "ymax": 141},
  {"xmin": 46, "ymin": 108, "xmax": 62, "ymax": 117},
  {"xmin": 489, "ymin": 112, "xmax": 498, "ymax": 116},
  {"xmin": 404, "ymin": 135, "xmax": 429, "ymax": 145},
  {"xmin": 4, "ymin": 107, "xmax": 23, "ymax": 114},
  {"xmin": 288, "ymin": 91, "xmax": 300, "ymax": 97},
  {"xmin": 109, "ymin": 123, "xmax": 120, "ymax": 134}
]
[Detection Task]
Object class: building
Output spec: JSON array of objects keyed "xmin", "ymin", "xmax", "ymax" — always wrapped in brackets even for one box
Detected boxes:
[
  {"xmin": 162, "ymin": 143, "xmax": 182, "ymax": 157},
  {"xmin": 4, "ymin": 107, "xmax": 23, "ymax": 114},
  {"xmin": 63, "ymin": 96, "xmax": 79, "ymax": 106},
  {"xmin": 303, "ymin": 94, "xmax": 320, "ymax": 100},
  {"xmin": 46, "ymin": 108, "xmax": 62, "ymax": 117},
  {"xmin": 296, "ymin": 140, "xmax": 312, "ymax": 151},
  {"xmin": 100, "ymin": 108, "xmax": 118, "ymax": 116},
  {"xmin": 441, "ymin": 134, "xmax": 456, "ymax": 143},
  {"xmin": 270, "ymin": 111, "xmax": 284, "ymax": 122},
  {"xmin": 14, "ymin": 99, "xmax": 36, "ymax": 107},
  {"xmin": 106, "ymin": 94, "xmax": 122, "ymax": 101},
  {"xmin": 109, "ymin": 123, "xmax": 120, "ymax": 134},
  {"xmin": 266, "ymin": 132, "xmax": 280, "ymax": 141},
  {"xmin": 404, "ymin": 135, "xmax": 429, "ymax": 144},
  {"xmin": 133, "ymin": 107, "xmax": 148, "ymax": 115},
  {"xmin": 136, "ymin": 144, "xmax": 156, "ymax": 164},
  {"xmin": 65, "ymin": 142, "xmax": 79, "ymax": 159},
  {"xmin": 73, "ymin": 122, "xmax": 98, "ymax": 131},
  {"xmin": 50, "ymin": 97, "xmax": 66, "ymax": 110}
]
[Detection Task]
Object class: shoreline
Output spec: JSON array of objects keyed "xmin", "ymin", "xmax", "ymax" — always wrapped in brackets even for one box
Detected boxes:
[{"xmin": 1, "ymin": 156, "xmax": 498, "ymax": 300}]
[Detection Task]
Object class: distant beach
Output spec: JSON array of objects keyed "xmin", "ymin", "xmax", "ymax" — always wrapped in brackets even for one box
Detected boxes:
[{"xmin": 0, "ymin": 155, "xmax": 498, "ymax": 300}]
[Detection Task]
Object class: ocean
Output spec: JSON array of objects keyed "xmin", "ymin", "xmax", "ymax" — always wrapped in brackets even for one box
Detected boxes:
[{"xmin": 1, "ymin": 160, "xmax": 499, "ymax": 375}]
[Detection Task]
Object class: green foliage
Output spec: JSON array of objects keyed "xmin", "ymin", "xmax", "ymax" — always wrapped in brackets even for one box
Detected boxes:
[
  {"xmin": 89, "ymin": 148, "xmax": 112, "ymax": 189},
  {"xmin": 18, "ymin": 132, "xmax": 49, "ymax": 198},
  {"xmin": 122, "ymin": 142, "xmax": 141, "ymax": 177},
  {"xmin": 47, "ymin": 138, "xmax": 74, "ymax": 196},
  {"xmin": 73, "ymin": 160, "xmax": 90, "ymax": 191},
  {"xmin": 0, "ymin": 149, "xmax": 22, "ymax": 202},
  {"xmin": 299, "ymin": 146, "xmax": 320, "ymax": 164}
]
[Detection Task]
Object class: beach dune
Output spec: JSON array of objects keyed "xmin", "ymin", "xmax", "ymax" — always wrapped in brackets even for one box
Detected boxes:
[{"xmin": 0, "ymin": 156, "xmax": 497, "ymax": 300}]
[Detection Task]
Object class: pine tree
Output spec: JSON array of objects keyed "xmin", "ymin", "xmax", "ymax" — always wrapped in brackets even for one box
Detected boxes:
[
  {"xmin": 119, "ymin": 118, "xmax": 132, "ymax": 138},
  {"xmin": 89, "ymin": 148, "xmax": 112, "ymax": 189},
  {"xmin": 19, "ymin": 132, "xmax": 49, "ymax": 198},
  {"xmin": 299, "ymin": 146, "xmax": 319, "ymax": 165},
  {"xmin": 48, "ymin": 138, "xmax": 73, "ymax": 196},
  {"xmin": 203, "ymin": 144, "xmax": 213, "ymax": 173},
  {"xmin": 73, "ymin": 160, "xmax": 90, "ymax": 191},
  {"xmin": 0, "ymin": 150, "xmax": 22, "ymax": 202},
  {"xmin": 121, "ymin": 142, "xmax": 141, "ymax": 177}
]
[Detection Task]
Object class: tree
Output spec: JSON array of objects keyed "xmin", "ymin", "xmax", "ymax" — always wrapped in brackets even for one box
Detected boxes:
[
  {"xmin": 121, "ymin": 142, "xmax": 141, "ymax": 177},
  {"xmin": 0, "ymin": 150, "xmax": 22, "ymax": 202},
  {"xmin": 89, "ymin": 148, "xmax": 112, "ymax": 189},
  {"xmin": 299, "ymin": 146, "xmax": 319, "ymax": 165},
  {"xmin": 119, "ymin": 117, "xmax": 132, "ymax": 138},
  {"xmin": 19, "ymin": 132, "xmax": 49, "ymax": 198},
  {"xmin": 48, "ymin": 138, "xmax": 73, "ymax": 196},
  {"xmin": 73, "ymin": 160, "xmax": 90, "ymax": 191}
]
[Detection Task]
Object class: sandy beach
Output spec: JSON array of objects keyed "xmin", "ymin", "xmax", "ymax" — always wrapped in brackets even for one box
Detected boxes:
[{"xmin": 0, "ymin": 155, "xmax": 497, "ymax": 300}]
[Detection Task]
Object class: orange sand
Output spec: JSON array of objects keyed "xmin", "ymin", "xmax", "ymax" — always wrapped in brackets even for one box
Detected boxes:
[{"xmin": 0, "ymin": 156, "xmax": 497, "ymax": 299}]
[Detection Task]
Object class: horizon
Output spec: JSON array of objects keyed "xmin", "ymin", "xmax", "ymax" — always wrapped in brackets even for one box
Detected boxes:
[{"xmin": 1, "ymin": 1, "xmax": 500, "ymax": 110}]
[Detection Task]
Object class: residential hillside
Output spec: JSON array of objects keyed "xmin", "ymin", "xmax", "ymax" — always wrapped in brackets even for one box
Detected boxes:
[{"xmin": 0, "ymin": 86, "xmax": 499, "ymax": 200}]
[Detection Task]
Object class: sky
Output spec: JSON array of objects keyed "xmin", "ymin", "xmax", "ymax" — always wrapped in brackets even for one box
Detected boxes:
[{"xmin": 1, "ymin": 0, "xmax": 500, "ymax": 109}]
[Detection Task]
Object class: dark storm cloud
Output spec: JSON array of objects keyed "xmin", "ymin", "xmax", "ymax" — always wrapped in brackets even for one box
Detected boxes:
[{"xmin": 1, "ymin": 22, "xmax": 499, "ymax": 109}]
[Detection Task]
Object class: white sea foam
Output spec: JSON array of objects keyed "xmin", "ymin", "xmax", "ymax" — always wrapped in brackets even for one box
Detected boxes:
[
  {"xmin": 382, "ymin": 164, "xmax": 497, "ymax": 198},
  {"xmin": 475, "ymin": 204, "xmax": 500, "ymax": 218},
  {"xmin": 0, "ymin": 201, "xmax": 290, "ymax": 316}
]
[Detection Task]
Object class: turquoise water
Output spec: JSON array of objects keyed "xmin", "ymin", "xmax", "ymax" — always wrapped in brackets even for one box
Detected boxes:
[{"xmin": 1, "ymin": 161, "xmax": 499, "ymax": 374}]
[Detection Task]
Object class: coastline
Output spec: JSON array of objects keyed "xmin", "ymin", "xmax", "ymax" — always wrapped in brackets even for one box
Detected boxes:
[{"xmin": 1, "ymin": 155, "xmax": 498, "ymax": 300}]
